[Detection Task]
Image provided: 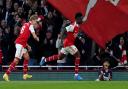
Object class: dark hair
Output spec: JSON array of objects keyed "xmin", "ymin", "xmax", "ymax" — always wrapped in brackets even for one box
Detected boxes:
[{"xmin": 75, "ymin": 12, "xmax": 83, "ymax": 19}]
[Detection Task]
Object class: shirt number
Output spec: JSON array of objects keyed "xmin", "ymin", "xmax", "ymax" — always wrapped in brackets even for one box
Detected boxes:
[{"xmin": 20, "ymin": 26, "xmax": 25, "ymax": 34}]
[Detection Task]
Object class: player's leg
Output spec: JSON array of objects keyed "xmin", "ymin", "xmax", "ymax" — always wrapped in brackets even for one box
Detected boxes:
[
  {"xmin": 74, "ymin": 51, "xmax": 83, "ymax": 80},
  {"xmin": 40, "ymin": 48, "xmax": 66, "ymax": 66},
  {"xmin": 22, "ymin": 51, "xmax": 32, "ymax": 80},
  {"xmin": 68, "ymin": 45, "xmax": 83, "ymax": 80},
  {"xmin": 3, "ymin": 57, "xmax": 19, "ymax": 82},
  {"xmin": 96, "ymin": 75, "xmax": 104, "ymax": 81},
  {"xmin": 3, "ymin": 44, "xmax": 23, "ymax": 81}
]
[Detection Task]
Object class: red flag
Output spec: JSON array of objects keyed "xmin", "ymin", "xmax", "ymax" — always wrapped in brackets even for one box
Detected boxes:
[
  {"xmin": 48, "ymin": 0, "xmax": 128, "ymax": 48},
  {"xmin": 107, "ymin": 0, "xmax": 128, "ymax": 14},
  {"xmin": 117, "ymin": 0, "xmax": 128, "ymax": 15}
]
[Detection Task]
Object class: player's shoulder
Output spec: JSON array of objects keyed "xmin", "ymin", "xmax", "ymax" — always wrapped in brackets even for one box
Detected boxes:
[{"xmin": 65, "ymin": 23, "xmax": 75, "ymax": 32}]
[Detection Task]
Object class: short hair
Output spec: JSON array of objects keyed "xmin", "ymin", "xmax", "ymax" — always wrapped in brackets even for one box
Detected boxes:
[
  {"xmin": 103, "ymin": 60, "xmax": 110, "ymax": 66},
  {"xmin": 75, "ymin": 12, "xmax": 83, "ymax": 19},
  {"xmin": 29, "ymin": 15, "xmax": 38, "ymax": 21}
]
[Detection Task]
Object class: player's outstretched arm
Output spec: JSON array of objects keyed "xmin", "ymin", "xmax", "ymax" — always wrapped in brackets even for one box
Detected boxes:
[{"xmin": 82, "ymin": 0, "xmax": 97, "ymax": 22}]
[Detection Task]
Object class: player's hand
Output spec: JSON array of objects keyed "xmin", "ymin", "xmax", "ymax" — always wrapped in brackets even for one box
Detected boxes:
[{"xmin": 82, "ymin": 15, "xmax": 87, "ymax": 22}]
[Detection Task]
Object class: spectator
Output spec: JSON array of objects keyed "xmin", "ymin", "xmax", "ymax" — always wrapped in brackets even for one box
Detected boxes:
[
  {"xmin": 0, "ymin": 6, "xmax": 3, "ymax": 21},
  {"xmin": 41, "ymin": 28, "xmax": 57, "ymax": 65},
  {"xmin": 2, "ymin": 0, "xmax": 12, "ymax": 24},
  {"xmin": 27, "ymin": 9, "xmax": 33, "ymax": 21},
  {"xmin": 22, "ymin": 0, "xmax": 33, "ymax": 18},
  {"xmin": 17, "ymin": 7, "xmax": 24, "ymax": 18},
  {"xmin": 0, "ymin": 20, "xmax": 11, "ymax": 64},
  {"xmin": 40, "ymin": 0, "xmax": 48, "ymax": 16},
  {"xmin": 0, "ymin": 28, "xmax": 3, "ymax": 70},
  {"xmin": 31, "ymin": 1, "xmax": 39, "ymax": 13},
  {"xmin": 92, "ymin": 47, "xmax": 103, "ymax": 66},
  {"xmin": 118, "ymin": 37, "xmax": 127, "ymax": 65},
  {"xmin": 12, "ymin": 2, "xmax": 19, "ymax": 12},
  {"xmin": 0, "ymin": 49, "xmax": 2, "ymax": 71},
  {"xmin": 0, "ymin": 0, "xmax": 3, "ymax": 6}
]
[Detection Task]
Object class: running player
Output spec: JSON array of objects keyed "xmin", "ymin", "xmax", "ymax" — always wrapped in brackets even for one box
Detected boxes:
[
  {"xmin": 3, "ymin": 15, "xmax": 40, "ymax": 81},
  {"xmin": 40, "ymin": 12, "xmax": 85, "ymax": 80}
]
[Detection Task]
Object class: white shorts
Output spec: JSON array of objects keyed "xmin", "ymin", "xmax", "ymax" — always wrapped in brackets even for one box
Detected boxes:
[
  {"xmin": 60, "ymin": 45, "xmax": 78, "ymax": 55},
  {"xmin": 15, "ymin": 44, "xmax": 27, "ymax": 59}
]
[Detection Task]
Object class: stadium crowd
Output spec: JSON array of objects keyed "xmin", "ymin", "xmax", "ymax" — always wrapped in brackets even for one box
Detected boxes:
[{"xmin": 0, "ymin": 0, "xmax": 128, "ymax": 68}]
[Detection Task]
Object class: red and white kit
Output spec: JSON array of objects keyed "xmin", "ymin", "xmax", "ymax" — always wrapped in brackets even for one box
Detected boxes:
[
  {"xmin": 61, "ymin": 22, "xmax": 79, "ymax": 55},
  {"xmin": 15, "ymin": 22, "xmax": 35, "ymax": 59}
]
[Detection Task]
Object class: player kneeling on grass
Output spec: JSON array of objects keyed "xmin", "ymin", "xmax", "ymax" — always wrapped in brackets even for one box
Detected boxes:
[
  {"xmin": 96, "ymin": 61, "xmax": 112, "ymax": 81},
  {"xmin": 3, "ymin": 15, "xmax": 40, "ymax": 82}
]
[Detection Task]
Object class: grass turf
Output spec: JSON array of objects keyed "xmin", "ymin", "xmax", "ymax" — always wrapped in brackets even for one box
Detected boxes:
[{"xmin": 0, "ymin": 81, "xmax": 128, "ymax": 89}]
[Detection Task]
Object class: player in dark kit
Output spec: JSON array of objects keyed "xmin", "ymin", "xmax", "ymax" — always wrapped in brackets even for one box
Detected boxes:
[{"xmin": 96, "ymin": 61, "xmax": 112, "ymax": 81}]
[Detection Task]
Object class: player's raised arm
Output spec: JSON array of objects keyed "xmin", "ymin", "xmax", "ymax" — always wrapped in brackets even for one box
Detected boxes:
[{"xmin": 82, "ymin": 0, "xmax": 97, "ymax": 22}]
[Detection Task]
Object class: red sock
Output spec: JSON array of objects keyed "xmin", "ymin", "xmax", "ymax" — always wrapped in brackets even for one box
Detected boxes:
[
  {"xmin": 6, "ymin": 61, "xmax": 17, "ymax": 75},
  {"xmin": 75, "ymin": 58, "xmax": 80, "ymax": 74},
  {"xmin": 46, "ymin": 54, "xmax": 59, "ymax": 62},
  {"xmin": 23, "ymin": 59, "xmax": 29, "ymax": 74}
]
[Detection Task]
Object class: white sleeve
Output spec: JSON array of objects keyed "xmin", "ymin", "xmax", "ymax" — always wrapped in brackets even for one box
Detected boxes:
[
  {"xmin": 88, "ymin": 0, "xmax": 97, "ymax": 8},
  {"xmin": 29, "ymin": 25, "xmax": 35, "ymax": 33},
  {"xmin": 65, "ymin": 25, "xmax": 74, "ymax": 32}
]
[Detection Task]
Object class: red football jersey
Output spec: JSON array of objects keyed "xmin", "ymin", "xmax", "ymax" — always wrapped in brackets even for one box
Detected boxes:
[
  {"xmin": 63, "ymin": 22, "xmax": 79, "ymax": 47},
  {"xmin": 15, "ymin": 22, "xmax": 35, "ymax": 47}
]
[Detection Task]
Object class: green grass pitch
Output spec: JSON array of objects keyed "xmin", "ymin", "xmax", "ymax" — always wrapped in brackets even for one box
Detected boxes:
[{"xmin": 0, "ymin": 81, "xmax": 128, "ymax": 89}]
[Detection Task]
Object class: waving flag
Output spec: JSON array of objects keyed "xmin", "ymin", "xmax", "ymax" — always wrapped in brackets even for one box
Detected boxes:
[
  {"xmin": 117, "ymin": 0, "xmax": 128, "ymax": 14},
  {"xmin": 107, "ymin": 0, "xmax": 128, "ymax": 14},
  {"xmin": 48, "ymin": 0, "xmax": 128, "ymax": 48}
]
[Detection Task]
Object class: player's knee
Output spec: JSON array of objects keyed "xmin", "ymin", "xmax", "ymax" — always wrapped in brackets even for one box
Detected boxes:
[
  {"xmin": 23, "ymin": 53, "xmax": 30, "ymax": 60},
  {"xmin": 14, "ymin": 58, "xmax": 20, "ymax": 64},
  {"xmin": 24, "ymin": 56, "xmax": 30, "ymax": 60},
  {"xmin": 58, "ymin": 52, "xmax": 65, "ymax": 60},
  {"xmin": 74, "ymin": 51, "xmax": 80, "ymax": 58}
]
